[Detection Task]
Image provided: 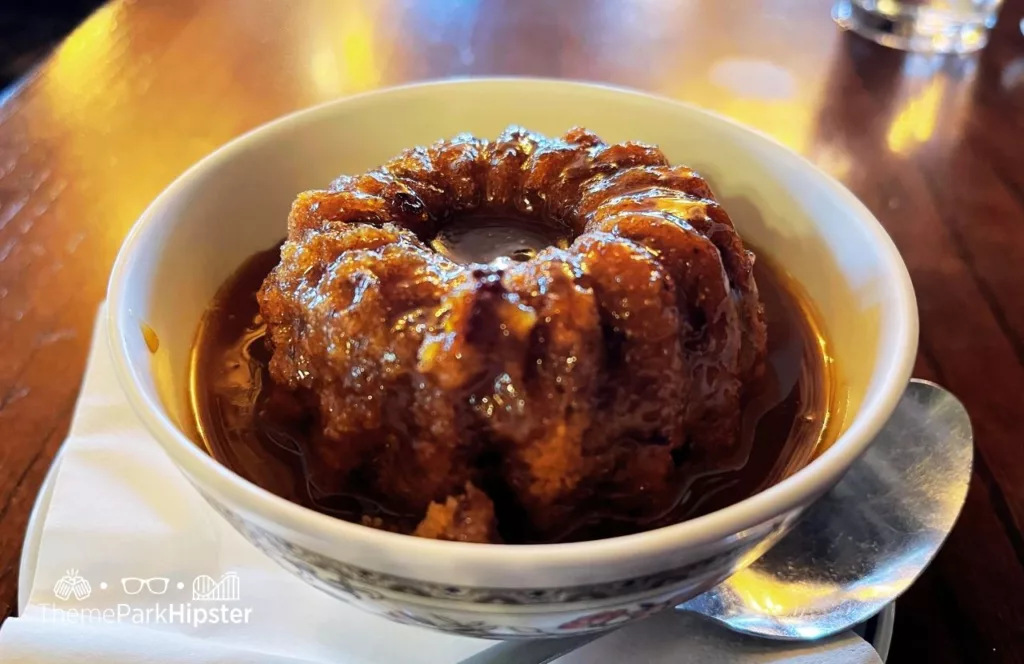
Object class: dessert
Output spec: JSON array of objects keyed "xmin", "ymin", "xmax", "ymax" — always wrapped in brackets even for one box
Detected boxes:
[{"xmin": 253, "ymin": 127, "xmax": 768, "ymax": 543}]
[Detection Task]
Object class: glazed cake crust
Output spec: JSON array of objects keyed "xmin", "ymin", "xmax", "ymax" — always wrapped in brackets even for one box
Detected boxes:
[{"xmin": 257, "ymin": 127, "xmax": 767, "ymax": 543}]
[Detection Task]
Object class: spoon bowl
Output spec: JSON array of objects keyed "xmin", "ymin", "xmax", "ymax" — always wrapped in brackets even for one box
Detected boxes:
[
  {"xmin": 678, "ymin": 379, "xmax": 973, "ymax": 639},
  {"xmin": 466, "ymin": 380, "xmax": 972, "ymax": 662}
]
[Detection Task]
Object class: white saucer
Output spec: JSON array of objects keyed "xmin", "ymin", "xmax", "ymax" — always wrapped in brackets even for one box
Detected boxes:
[{"xmin": 17, "ymin": 449, "xmax": 894, "ymax": 660}]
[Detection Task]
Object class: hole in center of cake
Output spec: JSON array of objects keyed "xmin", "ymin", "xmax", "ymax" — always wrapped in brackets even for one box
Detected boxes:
[{"xmin": 430, "ymin": 213, "xmax": 571, "ymax": 265}]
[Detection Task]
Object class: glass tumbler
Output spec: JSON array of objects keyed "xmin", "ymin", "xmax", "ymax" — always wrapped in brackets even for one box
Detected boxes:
[{"xmin": 833, "ymin": 0, "xmax": 1005, "ymax": 53}]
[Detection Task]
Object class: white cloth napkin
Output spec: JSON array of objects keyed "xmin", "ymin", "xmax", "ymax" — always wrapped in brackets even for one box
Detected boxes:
[{"xmin": 0, "ymin": 307, "xmax": 883, "ymax": 663}]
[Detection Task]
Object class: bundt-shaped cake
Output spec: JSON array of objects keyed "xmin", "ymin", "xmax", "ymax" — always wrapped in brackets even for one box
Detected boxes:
[{"xmin": 257, "ymin": 127, "xmax": 767, "ymax": 543}]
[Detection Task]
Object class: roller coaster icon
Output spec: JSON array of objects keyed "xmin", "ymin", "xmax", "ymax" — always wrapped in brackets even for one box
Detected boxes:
[{"xmin": 191, "ymin": 571, "xmax": 240, "ymax": 601}]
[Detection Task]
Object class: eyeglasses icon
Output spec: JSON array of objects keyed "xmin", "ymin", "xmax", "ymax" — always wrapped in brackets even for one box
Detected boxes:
[{"xmin": 121, "ymin": 577, "xmax": 169, "ymax": 595}]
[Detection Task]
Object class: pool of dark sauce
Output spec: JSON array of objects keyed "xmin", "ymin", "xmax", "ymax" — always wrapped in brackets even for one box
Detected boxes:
[
  {"xmin": 430, "ymin": 215, "xmax": 571, "ymax": 264},
  {"xmin": 190, "ymin": 218, "xmax": 840, "ymax": 544}
]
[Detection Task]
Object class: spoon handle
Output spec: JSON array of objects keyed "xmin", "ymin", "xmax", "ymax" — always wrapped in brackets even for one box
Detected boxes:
[{"xmin": 455, "ymin": 634, "xmax": 598, "ymax": 664}]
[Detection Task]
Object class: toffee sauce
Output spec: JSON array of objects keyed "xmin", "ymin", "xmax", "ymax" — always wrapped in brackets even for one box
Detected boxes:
[{"xmin": 189, "ymin": 225, "xmax": 840, "ymax": 544}]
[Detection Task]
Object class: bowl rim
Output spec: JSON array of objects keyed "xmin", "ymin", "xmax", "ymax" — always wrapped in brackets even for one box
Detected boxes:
[{"xmin": 106, "ymin": 77, "xmax": 918, "ymax": 574}]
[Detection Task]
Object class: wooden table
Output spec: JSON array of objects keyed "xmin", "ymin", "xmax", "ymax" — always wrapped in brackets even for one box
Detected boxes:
[{"xmin": 0, "ymin": 0, "xmax": 1022, "ymax": 660}]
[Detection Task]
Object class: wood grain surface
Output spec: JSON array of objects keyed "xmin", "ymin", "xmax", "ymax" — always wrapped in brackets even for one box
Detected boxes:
[{"xmin": 0, "ymin": 1, "xmax": 1022, "ymax": 660}]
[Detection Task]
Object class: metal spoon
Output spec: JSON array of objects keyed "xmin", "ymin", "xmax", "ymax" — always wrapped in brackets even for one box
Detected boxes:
[{"xmin": 465, "ymin": 379, "xmax": 973, "ymax": 662}]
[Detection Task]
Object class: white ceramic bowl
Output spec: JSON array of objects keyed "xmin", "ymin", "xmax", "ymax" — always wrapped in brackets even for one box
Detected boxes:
[{"xmin": 107, "ymin": 79, "xmax": 917, "ymax": 638}]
